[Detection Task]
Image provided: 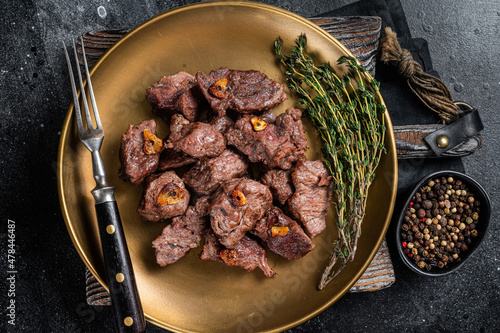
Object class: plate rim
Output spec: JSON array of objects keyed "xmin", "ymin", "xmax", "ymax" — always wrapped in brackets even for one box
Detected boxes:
[{"xmin": 57, "ymin": 1, "xmax": 398, "ymax": 332}]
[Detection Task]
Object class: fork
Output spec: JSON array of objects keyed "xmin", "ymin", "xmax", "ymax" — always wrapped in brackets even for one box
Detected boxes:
[{"xmin": 63, "ymin": 37, "xmax": 145, "ymax": 333}]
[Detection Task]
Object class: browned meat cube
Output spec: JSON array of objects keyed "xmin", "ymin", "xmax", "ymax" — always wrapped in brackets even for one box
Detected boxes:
[
  {"xmin": 251, "ymin": 206, "xmax": 314, "ymax": 260},
  {"xmin": 146, "ymin": 71, "xmax": 203, "ymax": 122},
  {"xmin": 157, "ymin": 148, "xmax": 198, "ymax": 171},
  {"xmin": 195, "ymin": 67, "xmax": 287, "ymax": 117},
  {"xmin": 260, "ymin": 169, "xmax": 294, "ymax": 206},
  {"xmin": 118, "ymin": 119, "xmax": 160, "ymax": 185},
  {"xmin": 199, "ymin": 230, "xmax": 276, "ymax": 277},
  {"xmin": 207, "ymin": 114, "xmax": 234, "ymax": 135},
  {"xmin": 182, "ymin": 149, "xmax": 249, "ymax": 196},
  {"xmin": 288, "ymin": 159, "xmax": 333, "ymax": 238},
  {"xmin": 210, "ymin": 178, "xmax": 272, "ymax": 248},
  {"xmin": 220, "ymin": 236, "xmax": 276, "ymax": 277},
  {"xmin": 165, "ymin": 114, "xmax": 225, "ymax": 159},
  {"xmin": 225, "ymin": 108, "xmax": 307, "ymax": 170},
  {"xmin": 259, "ymin": 109, "xmax": 277, "ymax": 124},
  {"xmin": 152, "ymin": 196, "xmax": 210, "ymax": 266},
  {"xmin": 199, "ymin": 228, "xmax": 224, "ymax": 263},
  {"xmin": 137, "ymin": 170, "xmax": 190, "ymax": 223},
  {"xmin": 276, "ymin": 108, "xmax": 308, "ymax": 152},
  {"xmin": 200, "ymin": 228, "xmax": 225, "ymax": 262}
]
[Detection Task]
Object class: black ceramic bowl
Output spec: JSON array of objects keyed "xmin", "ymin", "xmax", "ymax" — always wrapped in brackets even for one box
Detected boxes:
[{"xmin": 396, "ymin": 170, "xmax": 491, "ymax": 276}]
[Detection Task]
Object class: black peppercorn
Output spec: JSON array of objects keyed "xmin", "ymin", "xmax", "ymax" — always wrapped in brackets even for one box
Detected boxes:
[
  {"xmin": 401, "ymin": 175, "xmax": 481, "ymax": 272},
  {"xmin": 423, "ymin": 200, "xmax": 433, "ymax": 209}
]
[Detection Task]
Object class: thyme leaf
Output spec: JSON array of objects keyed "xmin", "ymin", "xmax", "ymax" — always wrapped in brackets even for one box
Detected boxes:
[{"xmin": 274, "ymin": 34, "xmax": 386, "ymax": 289}]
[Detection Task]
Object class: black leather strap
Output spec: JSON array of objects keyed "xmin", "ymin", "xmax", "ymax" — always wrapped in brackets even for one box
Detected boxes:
[{"xmin": 424, "ymin": 107, "xmax": 484, "ymax": 156}]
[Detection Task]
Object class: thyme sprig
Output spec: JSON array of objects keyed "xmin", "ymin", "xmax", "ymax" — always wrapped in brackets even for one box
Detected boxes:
[{"xmin": 274, "ymin": 34, "xmax": 386, "ymax": 289}]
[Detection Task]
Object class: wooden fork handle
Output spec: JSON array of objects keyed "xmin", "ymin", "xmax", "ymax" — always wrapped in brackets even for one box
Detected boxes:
[{"xmin": 95, "ymin": 201, "xmax": 146, "ymax": 333}]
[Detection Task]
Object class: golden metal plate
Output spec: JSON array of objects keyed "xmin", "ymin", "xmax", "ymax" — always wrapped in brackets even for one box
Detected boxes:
[{"xmin": 57, "ymin": 2, "xmax": 397, "ymax": 332}]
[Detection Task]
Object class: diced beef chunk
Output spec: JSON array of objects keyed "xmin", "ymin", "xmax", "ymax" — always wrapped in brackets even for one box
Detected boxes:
[
  {"xmin": 208, "ymin": 114, "xmax": 234, "ymax": 135},
  {"xmin": 158, "ymin": 148, "xmax": 198, "ymax": 171},
  {"xmin": 182, "ymin": 149, "xmax": 249, "ymax": 196},
  {"xmin": 165, "ymin": 114, "xmax": 225, "ymax": 158},
  {"xmin": 260, "ymin": 169, "xmax": 294, "ymax": 206},
  {"xmin": 225, "ymin": 108, "xmax": 307, "ymax": 170},
  {"xmin": 199, "ymin": 230, "xmax": 276, "ymax": 277},
  {"xmin": 259, "ymin": 109, "xmax": 277, "ymax": 124},
  {"xmin": 118, "ymin": 119, "xmax": 160, "ymax": 185},
  {"xmin": 251, "ymin": 206, "xmax": 314, "ymax": 260},
  {"xmin": 199, "ymin": 228, "xmax": 224, "ymax": 263},
  {"xmin": 146, "ymin": 71, "xmax": 203, "ymax": 122},
  {"xmin": 152, "ymin": 196, "xmax": 210, "ymax": 266},
  {"xmin": 220, "ymin": 236, "xmax": 276, "ymax": 277},
  {"xmin": 209, "ymin": 178, "xmax": 272, "ymax": 248},
  {"xmin": 195, "ymin": 67, "xmax": 287, "ymax": 117},
  {"xmin": 276, "ymin": 108, "xmax": 308, "ymax": 152},
  {"xmin": 288, "ymin": 159, "xmax": 333, "ymax": 238},
  {"xmin": 137, "ymin": 170, "xmax": 190, "ymax": 223}
]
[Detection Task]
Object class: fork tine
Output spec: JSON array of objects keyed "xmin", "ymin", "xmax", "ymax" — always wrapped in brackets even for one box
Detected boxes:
[
  {"xmin": 72, "ymin": 39, "xmax": 94, "ymax": 131},
  {"xmin": 80, "ymin": 36, "xmax": 103, "ymax": 131},
  {"xmin": 63, "ymin": 41, "xmax": 85, "ymax": 135}
]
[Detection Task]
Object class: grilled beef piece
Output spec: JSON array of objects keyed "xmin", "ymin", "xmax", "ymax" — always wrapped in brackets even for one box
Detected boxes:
[
  {"xmin": 288, "ymin": 159, "xmax": 333, "ymax": 238},
  {"xmin": 118, "ymin": 119, "xmax": 160, "ymax": 185},
  {"xmin": 165, "ymin": 114, "xmax": 225, "ymax": 158},
  {"xmin": 137, "ymin": 170, "xmax": 190, "ymax": 223},
  {"xmin": 251, "ymin": 206, "xmax": 314, "ymax": 260},
  {"xmin": 276, "ymin": 108, "xmax": 308, "ymax": 152},
  {"xmin": 195, "ymin": 67, "xmax": 287, "ymax": 117},
  {"xmin": 199, "ymin": 230, "xmax": 276, "ymax": 277},
  {"xmin": 260, "ymin": 169, "xmax": 294, "ymax": 206},
  {"xmin": 182, "ymin": 149, "xmax": 249, "ymax": 196},
  {"xmin": 259, "ymin": 109, "xmax": 277, "ymax": 124},
  {"xmin": 210, "ymin": 178, "xmax": 272, "ymax": 248},
  {"xmin": 225, "ymin": 108, "xmax": 307, "ymax": 170},
  {"xmin": 157, "ymin": 148, "xmax": 198, "ymax": 171},
  {"xmin": 208, "ymin": 114, "xmax": 234, "ymax": 135},
  {"xmin": 199, "ymin": 228, "xmax": 224, "ymax": 263},
  {"xmin": 220, "ymin": 235, "xmax": 276, "ymax": 277},
  {"xmin": 146, "ymin": 71, "xmax": 203, "ymax": 123},
  {"xmin": 152, "ymin": 196, "xmax": 210, "ymax": 266}
]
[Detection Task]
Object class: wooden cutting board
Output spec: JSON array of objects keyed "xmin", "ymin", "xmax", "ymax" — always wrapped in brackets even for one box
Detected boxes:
[{"xmin": 80, "ymin": 16, "xmax": 396, "ymax": 306}]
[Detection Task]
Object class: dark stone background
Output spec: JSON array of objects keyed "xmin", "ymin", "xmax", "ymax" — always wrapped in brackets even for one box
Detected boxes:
[{"xmin": 1, "ymin": 0, "xmax": 499, "ymax": 332}]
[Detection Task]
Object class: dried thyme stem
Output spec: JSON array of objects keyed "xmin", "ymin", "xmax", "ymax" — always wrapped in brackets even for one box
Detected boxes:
[{"xmin": 274, "ymin": 34, "xmax": 386, "ymax": 289}]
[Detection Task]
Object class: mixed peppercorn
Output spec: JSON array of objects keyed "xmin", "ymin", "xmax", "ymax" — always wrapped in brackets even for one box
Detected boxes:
[{"xmin": 401, "ymin": 176, "xmax": 481, "ymax": 271}]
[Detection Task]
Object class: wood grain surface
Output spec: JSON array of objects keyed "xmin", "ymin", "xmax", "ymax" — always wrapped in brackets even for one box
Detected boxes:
[{"xmin": 79, "ymin": 16, "xmax": 395, "ymax": 306}]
